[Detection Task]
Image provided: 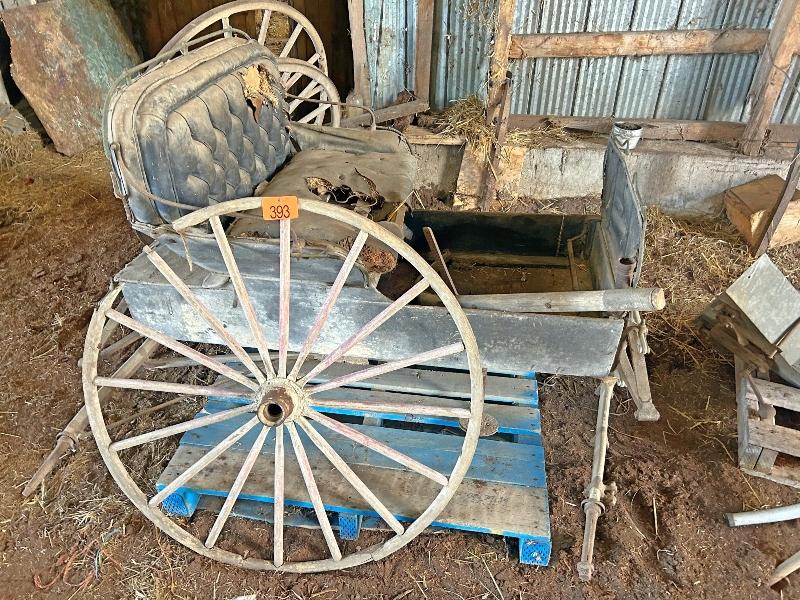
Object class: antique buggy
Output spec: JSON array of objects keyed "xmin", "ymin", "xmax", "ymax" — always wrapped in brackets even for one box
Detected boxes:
[{"xmin": 79, "ymin": 1, "xmax": 661, "ymax": 575}]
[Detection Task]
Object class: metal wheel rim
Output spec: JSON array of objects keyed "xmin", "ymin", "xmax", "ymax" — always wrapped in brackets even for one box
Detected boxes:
[
  {"xmin": 277, "ymin": 58, "xmax": 341, "ymax": 127},
  {"xmin": 83, "ymin": 197, "xmax": 484, "ymax": 572},
  {"xmin": 159, "ymin": 0, "xmax": 328, "ymax": 76}
]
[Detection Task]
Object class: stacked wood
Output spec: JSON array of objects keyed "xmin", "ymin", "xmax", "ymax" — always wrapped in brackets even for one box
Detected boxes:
[{"xmin": 700, "ymin": 255, "xmax": 800, "ymax": 488}]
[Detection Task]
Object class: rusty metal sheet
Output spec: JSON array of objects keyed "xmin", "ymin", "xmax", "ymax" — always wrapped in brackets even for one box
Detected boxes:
[{"xmin": 2, "ymin": 0, "xmax": 139, "ymax": 155}]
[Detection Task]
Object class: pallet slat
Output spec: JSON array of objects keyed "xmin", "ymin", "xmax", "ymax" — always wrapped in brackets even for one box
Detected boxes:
[
  {"xmin": 158, "ymin": 442, "xmax": 550, "ymax": 539},
  {"xmin": 179, "ymin": 407, "xmax": 546, "ymax": 488}
]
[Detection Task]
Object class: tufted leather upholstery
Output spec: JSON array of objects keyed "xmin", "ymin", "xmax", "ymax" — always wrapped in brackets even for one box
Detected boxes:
[{"xmin": 108, "ymin": 38, "xmax": 292, "ymax": 225}]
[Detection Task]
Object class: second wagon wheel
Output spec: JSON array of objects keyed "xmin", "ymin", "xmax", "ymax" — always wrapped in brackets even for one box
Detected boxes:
[
  {"xmin": 83, "ymin": 198, "xmax": 484, "ymax": 572},
  {"xmin": 277, "ymin": 57, "xmax": 341, "ymax": 127},
  {"xmin": 160, "ymin": 1, "xmax": 328, "ymax": 76}
]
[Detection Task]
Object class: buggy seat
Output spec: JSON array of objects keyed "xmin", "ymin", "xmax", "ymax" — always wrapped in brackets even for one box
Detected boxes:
[{"xmin": 106, "ymin": 36, "xmax": 415, "ymax": 278}]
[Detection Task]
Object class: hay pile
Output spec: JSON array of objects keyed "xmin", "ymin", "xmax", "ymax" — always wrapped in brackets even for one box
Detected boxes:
[
  {"xmin": 639, "ymin": 208, "xmax": 800, "ymax": 369},
  {"xmin": 0, "ymin": 128, "xmax": 43, "ymax": 170},
  {"xmin": 434, "ymin": 95, "xmax": 574, "ymax": 159}
]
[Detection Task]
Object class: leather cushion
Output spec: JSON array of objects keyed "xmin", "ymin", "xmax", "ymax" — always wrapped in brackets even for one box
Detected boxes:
[{"xmin": 108, "ymin": 38, "xmax": 292, "ymax": 225}]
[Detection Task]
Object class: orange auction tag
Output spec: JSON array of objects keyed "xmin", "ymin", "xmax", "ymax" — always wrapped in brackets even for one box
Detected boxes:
[{"xmin": 261, "ymin": 196, "xmax": 299, "ymax": 220}]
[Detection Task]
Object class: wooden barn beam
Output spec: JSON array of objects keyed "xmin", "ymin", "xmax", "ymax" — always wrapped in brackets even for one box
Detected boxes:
[
  {"xmin": 508, "ymin": 115, "xmax": 800, "ymax": 145},
  {"xmin": 486, "ymin": 0, "xmax": 516, "ymax": 127},
  {"xmin": 740, "ymin": 0, "xmax": 800, "ymax": 156},
  {"xmin": 347, "ymin": 0, "xmax": 372, "ymax": 106},
  {"xmin": 509, "ymin": 29, "xmax": 770, "ymax": 59}
]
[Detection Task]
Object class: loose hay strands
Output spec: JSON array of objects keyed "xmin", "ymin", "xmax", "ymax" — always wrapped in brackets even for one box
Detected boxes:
[
  {"xmin": 0, "ymin": 128, "xmax": 42, "ymax": 170},
  {"xmin": 638, "ymin": 208, "xmax": 800, "ymax": 369},
  {"xmin": 434, "ymin": 96, "xmax": 574, "ymax": 161}
]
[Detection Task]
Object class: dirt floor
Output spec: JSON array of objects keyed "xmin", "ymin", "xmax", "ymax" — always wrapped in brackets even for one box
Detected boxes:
[{"xmin": 2, "ymin": 138, "xmax": 800, "ymax": 599}]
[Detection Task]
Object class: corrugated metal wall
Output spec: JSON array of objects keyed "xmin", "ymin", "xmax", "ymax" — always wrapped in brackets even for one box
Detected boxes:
[
  {"xmin": 364, "ymin": 0, "xmax": 800, "ymax": 123},
  {"xmin": 506, "ymin": 0, "xmax": 777, "ymax": 121}
]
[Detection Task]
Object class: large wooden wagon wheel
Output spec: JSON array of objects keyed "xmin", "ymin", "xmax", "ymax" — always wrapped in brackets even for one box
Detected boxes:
[
  {"xmin": 277, "ymin": 58, "xmax": 341, "ymax": 126},
  {"xmin": 160, "ymin": 0, "xmax": 328, "ymax": 77},
  {"xmin": 83, "ymin": 198, "xmax": 484, "ymax": 572}
]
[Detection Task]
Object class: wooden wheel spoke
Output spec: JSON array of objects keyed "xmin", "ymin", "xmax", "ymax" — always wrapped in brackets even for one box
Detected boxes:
[
  {"xmin": 110, "ymin": 402, "xmax": 255, "ymax": 452},
  {"xmin": 205, "ymin": 426, "xmax": 269, "ymax": 548},
  {"xmin": 287, "ymin": 422, "xmax": 342, "ymax": 561},
  {"xmin": 257, "ymin": 9, "xmax": 272, "ymax": 45},
  {"xmin": 311, "ymin": 398, "xmax": 471, "ymax": 420},
  {"xmin": 308, "ymin": 343, "xmax": 464, "ymax": 395},
  {"xmin": 143, "ymin": 246, "xmax": 266, "ymax": 384},
  {"xmin": 106, "ymin": 309, "xmax": 259, "ymax": 392},
  {"xmin": 210, "ymin": 217, "xmax": 276, "ymax": 377},
  {"xmin": 298, "ymin": 104, "xmax": 329, "ymax": 124},
  {"xmin": 306, "ymin": 409, "xmax": 448, "ymax": 486},
  {"xmin": 273, "ymin": 424, "xmax": 285, "ymax": 567},
  {"xmin": 280, "ymin": 23, "xmax": 303, "ymax": 58},
  {"xmin": 299, "ymin": 280, "xmax": 430, "ymax": 384},
  {"xmin": 297, "ymin": 417, "xmax": 404, "ymax": 534},
  {"xmin": 314, "ymin": 93, "xmax": 327, "ymax": 125},
  {"xmin": 288, "ymin": 80, "xmax": 323, "ymax": 113},
  {"xmin": 281, "ymin": 53, "xmax": 320, "ymax": 86},
  {"xmin": 278, "ymin": 219, "xmax": 291, "ymax": 378},
  {"xmin": 290, "ymin": 231, "xmax": 369, "ymax": 379},
  {"xmin": 94, "ymin": 377, "xmax": 250, "ymax": 398},
  {"xmin": 151, "ymin": 417, "xmax": 260, "ymax": 507}
]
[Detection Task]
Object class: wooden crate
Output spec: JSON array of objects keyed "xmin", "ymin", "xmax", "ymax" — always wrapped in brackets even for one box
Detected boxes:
[
  {"xmin": 722, "ymin": 175, "xmax": 800, "ymax": 250},
  {"xmin": 156, "ymin": 363, "xmax": 552, "ymax": 566},
  {"xmin": 736, "ymin": 357, "xmax": 800, "ymax": 488}
]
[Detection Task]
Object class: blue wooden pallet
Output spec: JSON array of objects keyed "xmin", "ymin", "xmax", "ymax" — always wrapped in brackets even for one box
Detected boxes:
[{"xmin": 155, "ymin": 365, "xmax": 551, "ymax": 566}]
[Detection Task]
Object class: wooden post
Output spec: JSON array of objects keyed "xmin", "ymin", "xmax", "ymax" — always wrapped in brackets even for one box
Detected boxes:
[
  {"xmin": 755, "ymin": 142, "xmax": 800, "ymax": 255},
  {"xmin": 482, "ymin": 70, "xmax": 513, "ymax": 210},
  {"xmin": 486, "ymin": 0, "xmax": 516, "ymax": 128},
  {"xmin": 740, "ymin": 0, "xmax": 800, "ymax": 156},
  {"xmin": 347, "ymin": 0, "xmax": 372, "ymax": 107},
  {"xmin": 415, "ymin": 0, "xmax": 434, "ymax": 101}
]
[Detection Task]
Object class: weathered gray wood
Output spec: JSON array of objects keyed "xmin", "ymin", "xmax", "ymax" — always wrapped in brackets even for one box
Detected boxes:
[
  {"xmin": 746, "ymin": 377, "xmax": 800, "ymax": 412},
  {"xmin": 735, "ymin": 356, "xmax": 762, "ymax": 470},
  {"xmin": 151, "ymin": 354, "xmax": 539, "ymax": 404},
  {"xmin": 749, "ymin": 419, "xmax": 800, "ymax": 458},
  {"xmin": 454, "ymin": 288, "xmax": 665, "ymax": 313},
  {"xmin": 158, "ymin": 444, "xmax": 550, "ymax": 537},
  {"xmin": 120, "ymin": 249, "xmax": 622, "ymax": 376},
  {"xmin": 340, "ymin": 100, "xmax": 429, "ymax": 128}
]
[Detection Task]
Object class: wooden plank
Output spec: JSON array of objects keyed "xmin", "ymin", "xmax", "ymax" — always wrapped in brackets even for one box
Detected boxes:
[
  {"xmin": 340, "ymin": 100, "xmax": 429, "ymax": 128},
  {"xmin": 347, "ymin": 0, "xmax": 372, "ymax": 106},
  {"xmin": 208, "ymin": 389, "xmax": 541, "ymax": 437},
  {"xmin": 744, "ymin": 464, "xmax": 800, "ymax": 489},
  {"xmin": 740, "ymin": 0, "xmax": 800, "ymax": 156},
  {"xmin": 722, "ymin": 175, "xmax": 800, "ymax": 250},
  {"xmin": 509, "ymin": 29, "xmax": 769, "ymax": 59},
  {"xmin": 212, "ymin": 358, "xmax": 539, "ymax": 406},
  {"xmin": 402, "ymin": 125, "xmax": 463, "ymax": 146},
  {"xmin": 177, "ymin": 413, "xmax": 546, "ymax": 488},
  {"xmin": 486, "ymin": 0, "xmax": 516, "ymax": 127},
  {"xmin": 122, "ymin": 253, "xmax": 624, "ymax": 377},
  {"xmin": 414, "ymin": 0, "xmax": 434, "ymax": 100},
  {"xmin": 747, "ymin": 377, "xmax": 800, "ymax": 412},
  {"xmin": 508, "ymin": 115, "xmax": 800, "ymax": 144},
  {"xmin": 749, "ymin": 419, "xmax": 800, "ymax": 458},
  {"xmin": 735, "ymin": 356, "xmax": 762, "ymax": 470},
  {"xmin": 452, "ymin": 143, "xmax": 487, "ymax": 210},
  {"xmin": 158, "ymin": 437, "xmax": 550, "ymax": 537}
]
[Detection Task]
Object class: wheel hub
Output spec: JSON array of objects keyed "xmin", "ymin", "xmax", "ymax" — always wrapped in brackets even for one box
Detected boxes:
[{"xmin": 256, "ymin": 379, "xmax": 305, "ymax": 426}]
